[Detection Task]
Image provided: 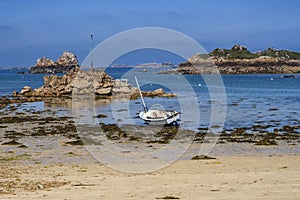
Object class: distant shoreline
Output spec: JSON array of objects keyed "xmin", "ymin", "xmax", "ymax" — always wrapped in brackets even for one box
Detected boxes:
[
  {"xmin": 2, "ymin": 45, "xmax": 300, "ymax": 74},
  {"xmin": 2, "ymin": 66, "xmax": 300, "ymax": 76}
]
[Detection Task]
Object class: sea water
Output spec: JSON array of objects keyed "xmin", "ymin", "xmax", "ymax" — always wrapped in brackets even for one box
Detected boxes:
[
  {"xmin": 0, "ymin": 69, "xmax": 44, "ymax": 96},
  {"xmin": 0, "ymin": 68, "xmax": 299, "ymax": 131}
]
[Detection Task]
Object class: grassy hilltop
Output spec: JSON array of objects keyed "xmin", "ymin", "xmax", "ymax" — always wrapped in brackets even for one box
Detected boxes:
[{"xmin": 209, "ymin": 45, "xmax": 300, "ymax": 60}]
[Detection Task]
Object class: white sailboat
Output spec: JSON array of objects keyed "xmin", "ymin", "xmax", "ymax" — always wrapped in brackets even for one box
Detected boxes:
[{"xmin": 135, "ymin": 76, "xmax": 180, "ymax": 125}]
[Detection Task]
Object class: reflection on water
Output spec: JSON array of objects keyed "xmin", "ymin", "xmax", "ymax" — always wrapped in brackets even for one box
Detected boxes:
[
  {"xmin": 44, "ymin": 97, "xmax": 72, "ymax": 109},
  {"xmin": 44, "ymin": 97, "xmax": 113, "ymax": 109},
  {"xmin": 41, "ymin": 94, "xmax": 200, "ymax": 130}
]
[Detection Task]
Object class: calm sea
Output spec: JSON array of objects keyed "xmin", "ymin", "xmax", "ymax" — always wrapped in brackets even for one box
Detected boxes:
[
  {"xmin": 0, "ymin": 68, "xmax": 299, "ymax": 130},
  {"xmin": 0, "ymin": 69, "xmax": 45, "ymax": 96}
]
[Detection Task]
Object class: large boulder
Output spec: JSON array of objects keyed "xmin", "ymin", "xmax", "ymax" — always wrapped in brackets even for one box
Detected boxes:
[
  {"xmin": 95, "ymin": 88, "xmax": 112, "ymax": 95},
  {"xmin": 35, "ymin": 57, "xmax": 56, "ymax": 67},
  {"xmin": 44, "ymin": 75, "xmax": 60, "ymax": 88},
  {"xmin": 20, "ymin": 86, "xmax": 31, "ymax": 95},
  {"xmin": 112, "ymin": 79, "xmax": 137, "ymax": 97},
  {"xmin": 144, "ymin": 88, "xmax": 177, "ymax": 98},
  {"xmin": 231, "ymin": 44, "xmax": 247, "ymax": 51},
  {"xmin": 56, "ymin": 51, "xmax": 79, "ymax": 67}
]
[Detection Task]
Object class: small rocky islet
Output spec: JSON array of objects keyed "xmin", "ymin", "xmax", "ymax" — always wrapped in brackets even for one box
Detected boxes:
[
  {"xmin": 175, "ymin": 45, "xmax": 300, "ymax": 74},
  {"xmin": 28, "ymin": 51, "xmax": 79, "ymax": 74}
]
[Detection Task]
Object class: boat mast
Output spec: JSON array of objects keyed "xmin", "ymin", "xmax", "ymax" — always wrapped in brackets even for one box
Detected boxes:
[
  {"xmin": 90, "ymin": 33, "xmax": 94, "ymax": 71},
  {"xmin": 135, "ymin": 76, "xmax": 148, "ymax": 112}
]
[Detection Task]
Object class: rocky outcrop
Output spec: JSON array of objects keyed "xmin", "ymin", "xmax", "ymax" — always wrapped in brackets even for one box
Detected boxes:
[
  {"xmin": 131, "ymin": 88, "xmax": 177, "ymax": 99},
  {"xmin": 20, "ymin": 86, "xmax": 32, "ymax": 95},
  {"xmin": 13, "ymin": 69, "xmax": 175, "ymax": 99},
  {"xmin": 17, "ymin": 68, "xmax": 118, "ymax": 97},
  {"xmin": 29, "ymin": 51, "xmax": 79, "ymax": 74},
  {"xmin": 71, "ymin": 69, "xmax": 114, "ymax": 95},
  {"xmin": 35, "ymin": 57, "xmax": 56, "ymax": 67},
  {"xmin": 177, "ymin": 59, "xmax": 300, "ymax": 74},
  {"xmin": 56, "ymin": 51, "xmax": 78, "ymax": 66},
  {"xmin": 113, "ymin": 79, "xmax": 137, "ymax": 96},
  {"xmin": 177, "ymin": 45, "xmax": 300, "ymax": 74},
  {"xmin": 142, "ymin": 88, "xmax": 177, "ymax": 98}
]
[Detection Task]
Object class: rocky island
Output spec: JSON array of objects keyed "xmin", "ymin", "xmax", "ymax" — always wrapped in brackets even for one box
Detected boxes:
[
  {"xmin": 29, "ymin": 51, "xmax": 79, "ymax": 74},
  {"xmin": 177, "ymin": 45, "xmax": 300, "ymax": 74}
]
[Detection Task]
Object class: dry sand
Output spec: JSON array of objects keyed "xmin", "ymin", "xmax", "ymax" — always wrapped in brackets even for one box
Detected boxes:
[{"xmin": 1, "ymin": 155, "xmax": 299, "ymax": 200}]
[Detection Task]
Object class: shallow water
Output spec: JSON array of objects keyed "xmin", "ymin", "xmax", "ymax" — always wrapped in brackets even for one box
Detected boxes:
[{"xmin": 1, "ymin": 68, "xmax": 300, "ymax": 132}]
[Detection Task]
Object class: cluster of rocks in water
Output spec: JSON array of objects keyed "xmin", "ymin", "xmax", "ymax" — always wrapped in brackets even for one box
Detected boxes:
[
  {"xmin": 195, "ymin": 125, "xmax": 300, "ymax": 146},
  {"xmin": 29, "ymin": 51, "xmax": 79, "ymax": 74},
  {"xmin": 18, "ymin": 67, "xmax": 120, "ymax": 97},
  {"xmin": 97, "ymin": 123, "xmax": 300, "ymax": 146},
  {"xmin": 0, "ymin": 50, "xmax": 176, "ymax": 108},
  {"xmin": 0, "ymin": 105, "xmax": 80, "ymax": 149},
  {"xmin": 7, "ymin": 67, "xmax": 176, "ymax": 106}
]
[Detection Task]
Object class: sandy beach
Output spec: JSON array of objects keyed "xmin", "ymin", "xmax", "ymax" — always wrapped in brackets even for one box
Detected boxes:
[{"xmin": 0, "ymin": 154, "xmax": 299, "ymax": 200}]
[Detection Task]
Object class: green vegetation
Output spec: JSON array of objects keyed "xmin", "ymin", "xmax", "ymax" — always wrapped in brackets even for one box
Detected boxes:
[
  {"xmin": 206, "ymin": 45, "xmax": 300, "ymax": 60},
  {"xmin": 195, "ymin": 53, "xmax": 210, "ymax": 59},
  {"xmin": 210, "ymin": 46, "xmax": 258, "ymax": 59},
  {"xmin": 258, "ymin": 48, "xmax": 300, "ymax": 59},
  {"xmin": 0, "ymin": 153, "xmax": 31, "ymax": 161}
]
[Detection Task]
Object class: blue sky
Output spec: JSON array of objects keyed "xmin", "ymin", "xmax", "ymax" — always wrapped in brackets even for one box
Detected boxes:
[{"xmin": 0, "ymin": 0, "xmax": 300, "ymax": 67}]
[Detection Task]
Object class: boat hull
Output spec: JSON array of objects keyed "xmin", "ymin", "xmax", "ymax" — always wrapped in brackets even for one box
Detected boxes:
[{"xmin": 139, "ymin": 110, "xmax": 180, "ymax": 125}]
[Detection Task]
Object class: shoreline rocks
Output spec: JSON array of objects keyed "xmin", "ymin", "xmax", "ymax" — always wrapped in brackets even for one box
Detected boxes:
[
  {"xmin": 14, "ymin": 68, "xmax": 131, "ymax": 97},
  {"xmin": 177, "ymin": 60, "xmax": 300, "ymax": 74},
  {"xmin": 133, "ymin": 88, "xmax": 176, "ymax": 99},
  {"xmin": 9, "ymin": 68, "xmax": 176, "ymax": 103},
  {"xmin": 20, "ymin": 86, "xmax": 32, "ymax": 95}
]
